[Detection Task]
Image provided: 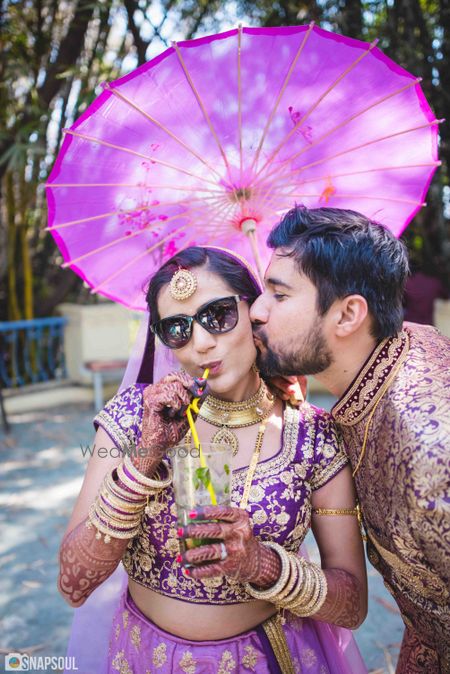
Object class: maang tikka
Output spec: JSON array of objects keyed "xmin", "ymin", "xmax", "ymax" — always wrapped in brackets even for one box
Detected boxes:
[{"xmin": 169, "ymin": 268, "xmax": 198, "ymax": 301}]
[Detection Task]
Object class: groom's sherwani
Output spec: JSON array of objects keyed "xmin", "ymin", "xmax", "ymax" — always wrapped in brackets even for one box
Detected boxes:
[{"xmin": 332, "ymin": 323, "xmax": 450, "ymax": 673}]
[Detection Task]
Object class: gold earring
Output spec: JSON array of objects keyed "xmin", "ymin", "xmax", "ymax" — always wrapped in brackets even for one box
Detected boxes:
[{"xmin": 252, "ymin": 362, "xmax": 259, "ymax": 374}]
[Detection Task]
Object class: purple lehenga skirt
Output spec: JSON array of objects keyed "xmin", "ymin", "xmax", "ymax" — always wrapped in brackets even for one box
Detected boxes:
[
  {"xmin": 64, "ymin": 565, "xmax": 367, "ymax": 674},
  {"xmin": 107, "ymin": 587, "xmax": 359, "ymax": 674}
]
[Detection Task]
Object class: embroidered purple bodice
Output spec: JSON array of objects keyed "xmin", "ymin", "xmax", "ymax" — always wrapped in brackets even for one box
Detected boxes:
[{"xmin": 94, "ymin": 384, "xmax": 347, "ymax": 605}]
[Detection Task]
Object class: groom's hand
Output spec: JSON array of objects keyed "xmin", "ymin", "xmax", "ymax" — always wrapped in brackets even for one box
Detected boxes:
[{"xmin": 267, "ymin": 375, "xmax": 307, "ymax": 405}]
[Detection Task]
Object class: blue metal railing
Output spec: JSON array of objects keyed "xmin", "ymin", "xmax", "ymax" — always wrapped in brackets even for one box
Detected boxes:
[{"xmin": 0, "ymin": 317, "xmax": 68, "ymax": 388}]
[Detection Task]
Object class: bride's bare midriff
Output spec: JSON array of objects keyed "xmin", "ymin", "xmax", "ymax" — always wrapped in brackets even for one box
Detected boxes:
[{"xmin": 128, "ymin": 579, "xmax": 277, "ymax": 640}]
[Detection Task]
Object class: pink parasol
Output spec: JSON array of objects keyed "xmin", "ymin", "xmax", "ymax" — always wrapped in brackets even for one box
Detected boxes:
[{"xmin": 46, "ymin": 24, "xmax": 440, "ymax": 311}]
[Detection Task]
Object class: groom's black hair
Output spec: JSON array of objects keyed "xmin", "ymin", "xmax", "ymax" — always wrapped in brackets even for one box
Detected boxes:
[{"xmin": 267, "ymin": 205, "xmax": 409, "ymax": 341}]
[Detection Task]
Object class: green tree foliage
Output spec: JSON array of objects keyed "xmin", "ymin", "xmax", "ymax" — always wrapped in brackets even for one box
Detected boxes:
[{"xmin": 1, "ymin": 0, "xmax": 448, "ymax": 321}]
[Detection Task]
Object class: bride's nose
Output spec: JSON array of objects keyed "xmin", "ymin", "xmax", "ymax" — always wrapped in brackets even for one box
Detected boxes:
[{"xmin": 191, "ymin": 322, "xmax": 217, "ymax": 351}]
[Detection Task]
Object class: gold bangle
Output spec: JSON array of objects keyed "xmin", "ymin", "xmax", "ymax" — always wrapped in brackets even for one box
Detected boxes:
[
  {"xmin": 95, "ymin": 499, "xmax": 142, "ymax": 523},
  {"xmin": 282, "ymin": 559, "xmax": 312, "ymax": 610},
  {"xmin": 100, "ymin": 487, "xmax": 146, "ymax": 513},
  {"xmin": 100, "ymin": 477, "xmax": 145, "ymax": 510},
  {"xmin": 116, "ymin": 460, "xmax": 172, "ymax": 496},
  {"xmin": 312, "ymin": 507, "xmax": 358, "ymax": 516},
  {"xmin": 277, "ymin": 556, "xmax": 304, "ymax": 606},
  {"xmin": 106, "ymin": 471, "xmax": 147, "ymax": 502},
  {"xmin": 244, "ymin": 542, "xmax": 290, "ymax": 601},
  {"xmin": 285, "ymin": 561, "xmax": 318, "ymax": 611},
  {"xmin": 90, "ymin": 503, "xmax": 141, "ymax": 530},
  {"xmin": 86, "ymin": 518, "xmax": 140, "ymax": 544},
  {"xmin": 86, "ymin": 506, "xmax": 141, "ymax": 543},
  {"xmin": 90, "ymin": 504, "xmax": 140, "ymax": 530},
  {"xmin": 276, "ymin": 554, "xmax": 299, "ymax": 602},
  {"xmin": 297, "ymin": 564, "xmax": 321, "ymax": 612},
  {"xmin": 123, "ymin": 456, "xmax": 173, "ymax": 489},
  {"xmin": 288, "ymin": 564, "xmax": 328, "ymax": 617},
  {"xmin": 116, "ymin": 464, "xmax": 156, "ymax": 496}
]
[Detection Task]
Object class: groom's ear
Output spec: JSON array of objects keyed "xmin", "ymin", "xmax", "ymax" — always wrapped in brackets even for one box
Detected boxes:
[{"xmin": 334, "ymin": 295, "xmax": 369, "ymax": 337}]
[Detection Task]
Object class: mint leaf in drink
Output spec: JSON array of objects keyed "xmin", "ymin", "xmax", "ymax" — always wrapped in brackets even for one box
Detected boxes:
[{"xmin": 194, "ymin": 466, "xmax": 211, "ymax": 490}]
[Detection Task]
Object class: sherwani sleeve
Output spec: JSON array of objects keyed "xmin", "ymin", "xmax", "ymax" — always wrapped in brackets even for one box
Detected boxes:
[{"xmin": 407, "ymin": 443, "xmax": 450, "ymax": 594}]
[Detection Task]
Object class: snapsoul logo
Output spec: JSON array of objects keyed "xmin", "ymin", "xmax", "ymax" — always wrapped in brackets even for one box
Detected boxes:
[{"xmin": 4, "ymin": 652, "xmax": 78, "ymax": 671}]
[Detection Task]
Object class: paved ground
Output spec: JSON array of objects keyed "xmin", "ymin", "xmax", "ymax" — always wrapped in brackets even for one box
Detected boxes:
[{"xmin": 0, "ymin": 397, "xmax": 404, "ymax": 673}]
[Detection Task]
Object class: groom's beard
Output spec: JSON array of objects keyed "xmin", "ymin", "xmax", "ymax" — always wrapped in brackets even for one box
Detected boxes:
[{"xmin": 254, "ymin": 321, "xmax": 333, "ymax": 378}]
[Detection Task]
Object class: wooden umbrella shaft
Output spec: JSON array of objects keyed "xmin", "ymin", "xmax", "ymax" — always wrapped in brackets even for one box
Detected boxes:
[{"xmin": 241, "ymin": 219, "xmax": 265, "ymax": 284}]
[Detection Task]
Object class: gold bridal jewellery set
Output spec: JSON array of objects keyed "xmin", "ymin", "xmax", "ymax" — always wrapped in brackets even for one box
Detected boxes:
[{"xmin": 195, "ymin": 378, "xmax": 276, "ymax": 457}]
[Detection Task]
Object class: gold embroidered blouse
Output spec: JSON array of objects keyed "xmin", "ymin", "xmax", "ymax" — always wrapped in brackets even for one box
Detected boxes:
[{"xmin": 94, "ymin": 387, "xmax": 348, "ymax": 605}]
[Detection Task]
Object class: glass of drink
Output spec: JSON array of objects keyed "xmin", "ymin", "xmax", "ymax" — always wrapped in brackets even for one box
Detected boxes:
[{"xmin": 170, "ymin": 442, "xmax": 232, "ymax": 551}]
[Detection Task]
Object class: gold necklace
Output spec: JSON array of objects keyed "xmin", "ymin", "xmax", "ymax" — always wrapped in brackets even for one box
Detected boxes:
[
  {"xmin": 239, "ymin": 420, "xmax": 267, "ymax": 509},
  {"xmin": 198, "ymin": 379, "xmax": 275, "ymax": 456}
]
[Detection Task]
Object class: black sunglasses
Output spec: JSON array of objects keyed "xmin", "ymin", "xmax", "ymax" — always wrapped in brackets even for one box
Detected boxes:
[{"xmin": 151, "ymin": 295, "xmax": 251, "ymax": 349}]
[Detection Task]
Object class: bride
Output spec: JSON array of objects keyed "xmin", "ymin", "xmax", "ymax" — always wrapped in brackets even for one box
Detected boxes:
[{"xmin": 58, "ymin": 246, "xmax": 368, "ymax": 674}]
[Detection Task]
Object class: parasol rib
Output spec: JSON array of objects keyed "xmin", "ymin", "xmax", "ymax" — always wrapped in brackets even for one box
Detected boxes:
[
  {"xmin": 173, "ymin": 42, "xmax": 233, "ymax": 185},
  {"xmin": 237, "ymin": 24, "xmax": 243, "ymax": 179},
  {"xmin": 253, "ymin": 77, "xmax": 423, "ymax": 188},
  {"xmin": 275, "ymin": 162, "xmax": 441, "ymax": 188},
  {"xmin": 253, "ymin": 38, "xmax": 379, "ymax": 181},
  {"xmin": 256, "ymin": 119, "xmax": 441, "ymax": 189},
  {"xmin": 183, "ymin": 199, "xmax": 239, "ymax": 237},
  {"xmin": 93, "ymin": 197, "xmax": 236, "ymax": 301},
  {"xmin": 253, "ymin": 162, "xmax": 441, "ymax": 198},
  {"xmin": 250, "ymin": 22, "xmax": 314, "ymax": 173},
  {"xmin": 90, "ymin": 225, "xmax": 191, "ymax": 294},
  {"xmin": 62, "ymin": 129, "xmax": 218, "ymax": 187},
  {"xmin": 45, "ymin": 194, "xmax": 227, "ymax": 231},
  {"xmin": 105, "ymin": 84, "xmax": 222, "ymax": 180},
  {"xmin": 285, "ymin": 193, "xmax": 426, "ymax": 205},
  {"xmin": 60, "ymin": 210, "xmax": 206, "ymax": 267},
  {"xmin": 47, "ymin": 204, "xmax": 161, "ymax": 230},
  {"xmin": 46, "ymin": 182, "xmax": 224, "ymax": 194},
  {"xmin": 289, "ymin": 119, "xmax": 442, "ymax": 175}
]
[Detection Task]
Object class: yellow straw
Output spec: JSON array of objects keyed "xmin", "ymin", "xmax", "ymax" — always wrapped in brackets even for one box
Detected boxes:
[{"xmin": 185, "ymin": 368, "xmax": 217, "ymax": 505}]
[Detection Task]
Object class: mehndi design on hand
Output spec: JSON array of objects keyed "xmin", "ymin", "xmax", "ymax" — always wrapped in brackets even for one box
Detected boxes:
[
  {"xmin": 177, "ymin": 505, "xmax": 281, "ymax": 588},
  {"xmin": 134, "ymin": 372, "xmax": 207, "ymax": 477}
]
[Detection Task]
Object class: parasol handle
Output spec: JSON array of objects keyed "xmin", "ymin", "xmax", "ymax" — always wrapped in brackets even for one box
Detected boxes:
[{"xmin": 241, "ymin": 218, "xmax": 264, "ymax": 284}]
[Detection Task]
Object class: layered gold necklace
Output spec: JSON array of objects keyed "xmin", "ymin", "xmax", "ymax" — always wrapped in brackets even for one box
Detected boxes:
[{"xmin": 197, "ymin": 378, "xmax": 275, "ymax": 456}]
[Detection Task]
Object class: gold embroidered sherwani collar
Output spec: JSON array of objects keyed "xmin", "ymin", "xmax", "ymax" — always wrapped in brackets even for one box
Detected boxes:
[{"xmin": 331, "ymin": 330, "xmax": 410, "ymax": 427}]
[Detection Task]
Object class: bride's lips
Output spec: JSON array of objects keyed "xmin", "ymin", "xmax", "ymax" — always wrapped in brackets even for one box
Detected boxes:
[{"xmin": 200, "ymin": 360, "xmax": 222, "ymax": 376}]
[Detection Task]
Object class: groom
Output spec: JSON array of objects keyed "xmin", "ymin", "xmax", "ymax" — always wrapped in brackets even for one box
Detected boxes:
[{"xmin": 251, "ymin": 205, "xmax": 450, "ymax": 673}]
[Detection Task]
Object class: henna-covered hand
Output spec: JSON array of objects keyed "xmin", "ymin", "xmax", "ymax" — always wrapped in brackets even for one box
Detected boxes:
[
  {"xmin": 313, "ymin": 568, "xmax": 366, "ymax": 629},
  {"xmin": 266, "ymin": 375, "xmax": 307, "ymax": 406},
  {"xmin": 177, "ymin": 505, "xmax": 281, "ymax": 588},
  {"xmin": 134, "ymin": 371, "xmax": 207, "ymax": 476},
  {"xmin": 58, "ymin": 519, "xmax": 129, "ymax": 607}
]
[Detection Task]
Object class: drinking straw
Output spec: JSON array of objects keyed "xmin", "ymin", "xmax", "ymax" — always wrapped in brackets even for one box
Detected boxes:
[{"xmin": 185, "ymin": 368, "xmax": 218, "ymax": 505}]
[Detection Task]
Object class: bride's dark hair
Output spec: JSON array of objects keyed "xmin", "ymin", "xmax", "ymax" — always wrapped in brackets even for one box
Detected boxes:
[
  {"xmin": 137, "ymin": 247, "xmax": 261, "ymax": 383},
  {"xmin": 146, "ymin": 247, "xmax": 261, "ymax": 323}
]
